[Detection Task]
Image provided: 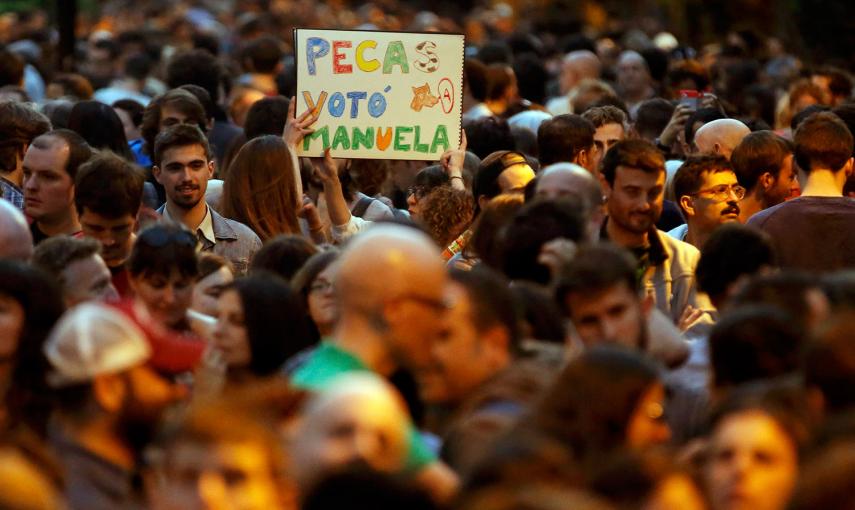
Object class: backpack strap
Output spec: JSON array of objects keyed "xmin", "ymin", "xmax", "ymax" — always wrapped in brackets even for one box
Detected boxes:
[{"xmin": 351, "ymin": 196, "xmax": 376, "ymax": 218}]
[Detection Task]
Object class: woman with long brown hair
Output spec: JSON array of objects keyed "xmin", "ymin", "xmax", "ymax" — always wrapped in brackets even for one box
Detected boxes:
[
  {"xmin": 223, "ymin": 135, "xmax": 301, "ymax": 240},
  {"xmin": 222, "ymin": 98, "xmax": 315, "ymax": 241}
]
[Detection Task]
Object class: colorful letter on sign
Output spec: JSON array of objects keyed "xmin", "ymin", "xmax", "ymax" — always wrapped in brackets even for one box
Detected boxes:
[{"xmin": 295, "ymin": 28, "xmax": 464, "ymax": 161}]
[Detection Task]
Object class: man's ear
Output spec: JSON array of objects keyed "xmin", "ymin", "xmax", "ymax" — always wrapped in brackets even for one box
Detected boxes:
[
  {"xmin": 92, "ymin": 373, "xmax": 127, "ymax": 413},
  {"xmin": 679, "ymin": 195, "xmax": 695, "ymax": 218},
  {"xmin": 575, "ymin": 149, "xmax": 590, "ymax": 172},
  {"xmin": 844, "ymin": 157, "xmax": 854, "ymax": 178},
  {"xmin": 207, "ymin": 160, "xmax": 215, "ymax": 180},
  {"xmin": 152, "ymin": 165, "xmax": 162, "ymax": 184},
  {"xmin": 598, "ymin": 173, "xmax": 612, "ymax": 200},
  {"xmin": 481, "ymin": 325, "xmax": 510, "ymax": 365},
  {"xmin": 640, "ymin": 293, "xmax": 655, "ymax": 319},
  {"xmin": 713, "ymin": 142, "xmax": 723, "ymax": 155},
  {"xmin": 759, "ymin": 171, "xmax": 775, "ymax": 191},
  {"xmin": 478, "ymin": 194, "xmax": 490, "ymax": 211},
  {"xmin": 243, "ymin": 57, "xmax": 255, "ymax": 73}
]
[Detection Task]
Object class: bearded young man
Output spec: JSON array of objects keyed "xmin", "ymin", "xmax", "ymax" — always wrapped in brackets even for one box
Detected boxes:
[{"xmin": 599, "ymin": 139, "xmax": 715, "ymax": 329}]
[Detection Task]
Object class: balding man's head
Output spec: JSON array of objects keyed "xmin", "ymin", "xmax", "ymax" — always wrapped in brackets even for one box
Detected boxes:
[
  {"xmin": 616, "ymin": 51, "xmax": 651, "ymax": 96},
  {"xmin": 694, "ymin": 119, "xmax": 751, "ymax": 160},
  {"xmin": 0, "ymin": 199, "xmax": 33, "ymax": 261},
  {"xmin": 536, "ymin": 163, "xmax": 605, "ymax": 241},
  {"xmin": 560, "ymin": 50, "xmax": 602, "ymax": 95},
  {"xmin": 292, "ymin": 372, "xmax": 410, "ymax": 486},
  {"xmin": 336, "ymin": 224, "xmax": 444, "ymax": 306},
  {"xmin": 335, "ymin": 224, "xmax": 449, "ymax": 370},
  {"xmin": 537, "ymin": 163, "xmax": 600, "ymax": 204}
]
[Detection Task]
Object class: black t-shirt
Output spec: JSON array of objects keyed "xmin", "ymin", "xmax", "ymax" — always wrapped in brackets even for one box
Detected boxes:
[{"xmin": 30, "ymin": 222, "xmax": 48, "ymax": 245}]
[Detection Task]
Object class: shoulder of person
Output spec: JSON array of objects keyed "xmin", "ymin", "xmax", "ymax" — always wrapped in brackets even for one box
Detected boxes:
[
  {"xmin": 656, "ymin": 228, "xmax": 700, "ymax": 261},
  {"xmin": 211, "ymin": 209, "xmax": 261, "ymax": 242}
]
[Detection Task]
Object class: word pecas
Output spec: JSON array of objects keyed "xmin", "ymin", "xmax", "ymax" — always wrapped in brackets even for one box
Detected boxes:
[
  {"xmin": 303, "ymin": 124, "xmax": 450, "ymax": 155},
  {"xmin": 305, "ymin": 37, "xmax": 440, "ymax": 75}
]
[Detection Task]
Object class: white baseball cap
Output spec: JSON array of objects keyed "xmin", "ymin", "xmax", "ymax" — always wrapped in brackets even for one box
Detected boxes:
[{"xmin": 44, "ymin": 303, "xmax": 151, "ymax": 387}]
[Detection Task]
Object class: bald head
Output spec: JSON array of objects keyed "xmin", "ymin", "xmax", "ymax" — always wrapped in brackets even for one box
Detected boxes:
[
  {"xmin": 560, "ymin": 50, "xmax": 602, "ymax": 94},
  {"xmin": 293, "ymin": 372, "xmax": 410, "ymax": 485},
  {"xmin": 537, "ymin": 163, "xmax": 602, "ymax": 207},
  {"xmin": 618, "ymin": 50, "xmax": 646, "ymax": 67},
  {"xmin": 536, "ymin": 163, "xmax": 605, "ymax": 241},
  {"xmin": 334, "ymin": 224, "xmax": 451, "ymax": 372},
  {"xmin": 336, "ymin": 224, "xmax": 445, "ymax": 310},
  {"xmin": 694, "ymin": 119, "xmax": 751, "ymax": 160},
  {"xmin": 0, "ymin": 198, "xmax": 33, "ymax": 261},
  {"xmin": 616, "ymin": 51, "xmax": 651, "ymax": 97}
]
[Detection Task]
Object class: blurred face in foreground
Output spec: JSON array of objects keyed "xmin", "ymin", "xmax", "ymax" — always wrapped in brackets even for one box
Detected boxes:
[
  {"xmin": 705, "ymin": 410, "xmax": 798, "ymax": 510},
  {"xmin": 564, "ymin": 281, "xmax": 648, "ymax": 349},
  {"xmin": 289, "ymin": 378, "xmax": 409, "ymax": 488},
  {"xmin": 130, "ymin": 269, "xmax": 194, "ymax": 329},
  {"xmin": 625, "ymin": 382, "xmax": 671, "ymax": 448},
  {"xmin": 192, "ymin": 266, "xmax": 233, "ymax": 318},
  {"xmin": 213, "ymin": 289, "xmax": 251, "ymax": 369},
  {"xmin": 154, "ymin": 439, "xmax": 289, "ymax": 510},
  {"xmin": 62, "ymin": 253, "xmax": 119, "ymax": 306},
  {"xmin": 418, "ymin": 281, "xmax": 509, "ymax": 406}
]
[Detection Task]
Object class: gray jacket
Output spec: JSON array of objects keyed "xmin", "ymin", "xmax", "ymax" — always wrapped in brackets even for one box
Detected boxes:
[{"xmin": 157, "ymin": 205, "xmax": 261, "ymax": 275}]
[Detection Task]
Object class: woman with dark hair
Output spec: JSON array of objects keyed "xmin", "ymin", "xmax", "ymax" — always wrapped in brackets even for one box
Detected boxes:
[
  {"xmin": 122, "ymin": 224, "xmax": 206, "ymax": 374},
  {"xmin": 498, "ymin": 198, "xmax": 587, "ymax": 285},
  {"xmin": 67, "ymin": 100, "xmax": 134, "ymax": 161},
  {"xmin": 250, "ymin": 234, "xmax": 318, "ymax": 281},
  {"xmin": 291, "ymin": 250, "xmax": 339, "ymax": 342},
  {"xmin": 417, "ymin": 186, "xmax": 474, "ymax": 248},
  {"xmin": 0, "ymin": 261, "xmax": 64, "ymax": 436},
  {"xmin": 704, "ymin": 382, "xmax": 811, "ymax": 510},
  {"xmin": 451, "ymin": 193, "xmax": 524, "ymax": 270},
  {"xmin": 406, "ymin": 165, "xmax": 450, "ymax": 220},
  {"xmin": 191, "ymin": 252, "xmax": 234, "ymax": 318},
  {"xmin": 532, "ymin": 346, "xmax": 671, "ymax": 466},
  {"xmin": 212, "ymin": 273, "xmax": 313, "ymax": 381}
]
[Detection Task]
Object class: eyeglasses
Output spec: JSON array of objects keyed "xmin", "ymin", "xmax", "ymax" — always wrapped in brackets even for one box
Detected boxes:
[
  {"xmin": 689, "ymin": 184, "xmax": 746, "ymax": 202},
  {"xmin": 137, "ymin": 226, "xmax": 198, "ymax": 249},
  {"xmin": 407, "ymin": 186, "xmax": 427, "ymax": 199},
  {"xmin": 309, "ymin": 280, "xmax": 334, "ymax": 294}
]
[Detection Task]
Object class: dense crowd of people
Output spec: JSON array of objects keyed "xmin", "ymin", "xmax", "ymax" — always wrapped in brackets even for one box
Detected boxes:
[{"xmin": 1, "ymin": 0, "xmax": 855, "ymax": 509}]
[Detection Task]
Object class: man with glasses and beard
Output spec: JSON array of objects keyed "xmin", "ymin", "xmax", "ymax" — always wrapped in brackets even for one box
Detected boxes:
[
  {"xmin": 44, "ymin": 304, "xmax": 186, "ymax": 509},
  {"xmin": 669, "ymin": 155, "xmax": 745, "ymax": 249},
  {"xmin": 291, "ymin": 224, "xmax": 459, "ymax": 502}
]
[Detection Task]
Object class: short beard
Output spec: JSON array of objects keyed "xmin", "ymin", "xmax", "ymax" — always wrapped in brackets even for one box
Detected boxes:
[{"xmin": 173, "ymin": 196, "xmax": 202, "ymax": 210}]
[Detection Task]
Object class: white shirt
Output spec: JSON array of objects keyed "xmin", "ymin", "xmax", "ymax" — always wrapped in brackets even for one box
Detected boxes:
[{"xmin": 162, "ymin": 204, "xmax": 216, "ymax": 248}]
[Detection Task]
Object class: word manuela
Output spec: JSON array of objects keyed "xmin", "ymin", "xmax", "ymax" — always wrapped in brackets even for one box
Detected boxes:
[{"xmin": 302, "ymin": 124, "xmax": 451, "ymax": 154}]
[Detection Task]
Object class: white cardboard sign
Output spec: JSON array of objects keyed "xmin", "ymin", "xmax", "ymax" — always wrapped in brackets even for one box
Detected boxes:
[{"xmin": 294, "ymin": 28, "xmax": 465, "ymax": 160}]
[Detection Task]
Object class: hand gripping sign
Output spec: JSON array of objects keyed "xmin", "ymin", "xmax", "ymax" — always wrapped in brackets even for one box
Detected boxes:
[{"xmin": 294, "ymin": 28, "xmax": 465, "ymax": 160}]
